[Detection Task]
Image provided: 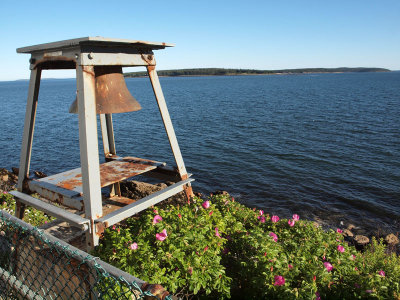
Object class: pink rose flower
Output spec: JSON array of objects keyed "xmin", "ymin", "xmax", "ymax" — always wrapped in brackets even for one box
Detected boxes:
[
  {"xmin": 271, "ymin": 215, "xmax": 279, "ymax": 223},
  {"xmin": 378, "ymin": 270, "xmax": 385, "ymax": 277},
  {"xmin": 269, "ymin": 232, "xmax": 278, "ymax": 242},
  {"xmin": 292, "ymin": 214, "xmax": 299, "ymax": 221},
  {"xmin": 204, "ymin": 246, "xmax": 208, "ymax": 252},
  {"xmin": 337, "ymin": 228, "xmax": 343, "ymax": 233},
  {"xmin": 258, "ymin": 216, "xmax": 266, "ymax": 223},
  {"xmin": 215, "ymin": 227, "xmax": 221, "ymax": 238},
  {"xmin": 202, "ymin": 201, "xmax": 210, "ymax": 209},
  {"xmin": 324, "ymin": 262, "xmax": 333, "ymax": 272},
  {"xmin": 112, "ymin": 225, "xmax": 116, "ymax": 230},
  {"xmin": 178, "ymin": 213, "xmax": 182, "ymax": 218},
  {"xmin": 273, "ymin": 275, "xmax": 285, "ymax": 286},
  {"xmin": 337, "ymin": 245, "xmax": 345, "ymax": 253},
  {"xmin": 129, "ymin": 242, "xmax": 138, "ymax": 250},
  {"xmin": 156, "ymin": 229, "xmax": 168, "ymax": 241},
  {"xmin": 209, "ymin": 210, "xmax": 213, "ymax": 216},
  {"xmin": 288, "ymin": 264, "xmax": 293, "ymax": 269},
  {"xmin": 152, "ymin": 215, "xmax": 163, "ymax": 225},
  {"xmin": 288, "ymin": 219, "xmax": 295, "ymax": 227},
  {"xmin": 259, "ymin": 210, "xmax": 264, "ymax": 215}
]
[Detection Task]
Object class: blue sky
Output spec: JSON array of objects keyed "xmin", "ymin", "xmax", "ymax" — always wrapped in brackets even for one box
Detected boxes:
[{"xmin": 1, "ymin": 0, "xmax": 399, "ymax": 80}]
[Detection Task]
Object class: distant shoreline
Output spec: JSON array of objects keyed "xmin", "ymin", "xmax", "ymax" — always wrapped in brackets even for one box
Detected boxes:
[
  {"xmin": 1, "ymin": 68, "xmax": 392, "ymax": 82},
  {"xmin": 124, "ymin": 67, "xmax": 390, "ymax": 78}
]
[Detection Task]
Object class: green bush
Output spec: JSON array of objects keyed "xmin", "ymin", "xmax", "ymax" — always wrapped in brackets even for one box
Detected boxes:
[
  {"xmin": 0, "ymin": 191, "xmax": 54, "ymax": 226},
  {"xmin": 94, "ymin": 194, "xmax": 400, "ymax": 299},
  {"xmin": 94, "ymin": 197, "xmax": 231, "ymax": 298}
]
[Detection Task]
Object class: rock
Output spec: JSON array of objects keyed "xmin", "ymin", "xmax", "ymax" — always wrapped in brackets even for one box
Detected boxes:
[
  {"xmin": 120, "ymin": 180, "xmax": 165, "ymax": 200},
  {"xmin": 120, "ymin": 180, "xmax": 186, "ymax": 207},
  {"xmin": 347, "ymin": 224, "xmax": 356, "ymax": 231},
  {"xmin": 0, "ymin": 168, "xmax": 18, "ymax": 192},
  {"xmin": 33, "ymin": 171, "xmax": 47, "ymax": 178},
  {"xmin": 354, "ymin": 235, "xmax": 370, "ymax": 247},
  {"xmin": 343, "ymin": 229, "xmax": 354, "ymax": 238},
  {"xmin": 1, "ymin": 174, "xmax": 8, "ymax": 182},
  {"xmin": 385, "ymin": 234, "xmax": 399, "ymax": 246},
  {"xmin": 141, "ymin": 283, "xmax": 170, "ymax": 300},
  {"xmin": 213, "ymin": 190, "xmax": 229, "ymax": 196},
  {"xmin": 154, "ymin": 182, "xmax": 168, "ymax": 189},
  {"xmin": 312, "ymin": 222, "xmax": 320, "ymax": 228},
  {"xmin": 11, "ymin": 167, "xmax": 19, "ymax": 175}
]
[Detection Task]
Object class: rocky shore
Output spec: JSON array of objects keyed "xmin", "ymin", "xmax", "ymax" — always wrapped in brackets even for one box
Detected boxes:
[{"xmin": 1, "ymin": 167, "xmax": 398, "ymax": 254}]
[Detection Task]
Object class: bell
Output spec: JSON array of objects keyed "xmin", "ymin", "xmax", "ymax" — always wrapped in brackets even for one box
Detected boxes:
[{"xmin": 69, "ymin": 66, "xmax": 141, "ymax": 114}]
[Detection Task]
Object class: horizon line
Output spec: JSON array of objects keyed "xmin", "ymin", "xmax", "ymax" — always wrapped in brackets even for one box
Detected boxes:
[{"xmin": 1, "ymin": 66, "xmax": 397, "ymax": 82}]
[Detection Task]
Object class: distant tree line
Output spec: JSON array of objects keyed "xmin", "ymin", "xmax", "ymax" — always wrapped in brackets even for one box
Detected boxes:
[{"xmin": 124, "ymin": 67, "xmax": 390, "ymax": 77}]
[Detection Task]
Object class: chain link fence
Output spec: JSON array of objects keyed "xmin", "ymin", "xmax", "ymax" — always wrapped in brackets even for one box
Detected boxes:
[{"xmin": 0, "ymin": 209, "xmax": 170, "ymax": 300}]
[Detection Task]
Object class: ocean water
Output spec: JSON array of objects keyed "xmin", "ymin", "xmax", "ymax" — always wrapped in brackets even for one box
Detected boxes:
[{"xmin": 0, "ymin": 72, "xmax": 399, "ymax": 233}]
